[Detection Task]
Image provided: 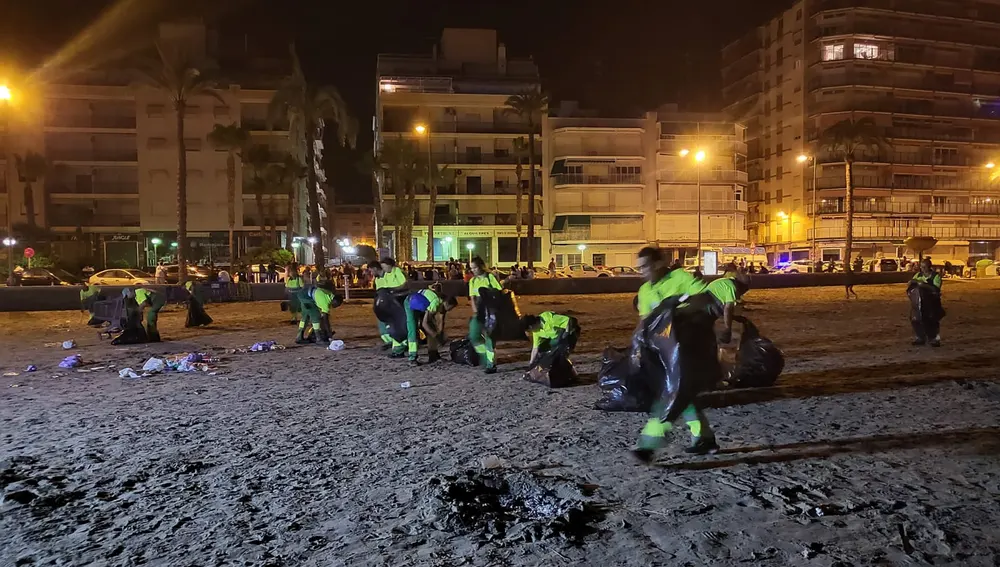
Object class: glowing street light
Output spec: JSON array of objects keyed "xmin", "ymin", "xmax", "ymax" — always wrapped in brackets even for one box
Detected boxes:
[
  {"xmin": 2, "ymin": 237, "xmax": 14, "ymax": 285},
  {"xmin": 777, "ymin": 210, "xmax": 788, "ymax": 219},
  {"xmin": 694, "ymin": 150, "xmax": 706, "ymax": 162},
  {"xmin": 678, "ymin": 149, "xmax": 690, "ymax": 157},
  {"xmin": 465, "ymin": 241, "xmax": 475, "ymax": 263},
  {"xmin": 577, "ymin": 244, "xmax": 587, "ymax": 251},
  {"xmin": 307, "ymin": 236, "xmax": 318, "ymax": 245},
  {"xmin": 0, "ymin": 85, "xmax": 10, "ymax": 101},
  {"xmin": 414, "ymin": 124, "xmax": 427, "ymax": 135},
  {"xmin": 170, "ymin": 242, "xmax": 178, "ymax": 248},
  {"xmin": 797, "ymin": 154, "xmax": 809, "ymax": 163},
  {"xmin": 150, "ymin": 237, "xmax": 162, "ymax": 264},
  {"xmin": 986, "ymin": 162, "xmax": 996, "ymax": 169}
]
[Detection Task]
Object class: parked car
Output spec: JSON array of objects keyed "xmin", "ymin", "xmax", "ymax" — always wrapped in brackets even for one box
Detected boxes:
[
  {"xmin": 560, "ymin": 264, "xmax": 613, "ymax": 278},
  {"xmin": 864, "ymin": 258, "xmax": 899, "ymax": 272},
  {"xmin": 249, "ymin": 264, "xmax": 287, "ymax": 282},
  {"xmin": 607, "ymin": 266, "xmax": 640, "ymax": 277},
  {"xmin": 777, "ymin": 259, "xmax": 819, "ymax": 274},
  {"xmin": 18, "ymin": 268, "xmax": 84, "ymax": 286},
  {"xmin": 163, "ymin": 264, "xmax": 216, "ymax": 284},
  {"xmin": 88, "ymin": 269, "xmax": 155, "ymax": 286}
]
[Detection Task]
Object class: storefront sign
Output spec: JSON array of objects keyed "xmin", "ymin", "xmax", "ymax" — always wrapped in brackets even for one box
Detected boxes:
[{"xmin": 110, "ymin": 234, "xmax": 136, "ymax": 242}]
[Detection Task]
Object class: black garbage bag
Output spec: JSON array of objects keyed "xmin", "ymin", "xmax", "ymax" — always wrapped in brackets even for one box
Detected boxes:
[
  {"xmin": 907, "ymin": 281, "xmax": 945, "ymax": 341},
  {"xmin": 111, "ymin": 298, "xmax": 148, "ymax": 345},
  {"xmin": 374, "ymin": 289, "xmax": 409, "ymax": 343},
  {"xmin": 450, "ymin": 338, "xmax": 480, "ymax": 366},
  {"xmin": 639, "ymin": 296, "xmax": 722, "ymax": 423},
  {"xmin": 523, "ymin": 343, "xmax": 579, "ymax": 388},
  {"xmin": 594, "ymin": 346, "xmax": 656, "ymax": 412},
  {"xmin": 476, "ymin": 288, "xmax": 526, "ymax": 341},
  {"xmin": 729, "ymin": 317, "xmax": 784, "ymax": 388},
  {"xmin": 185, "ymin": 299, "xmax": 213, "ymax": 328}
]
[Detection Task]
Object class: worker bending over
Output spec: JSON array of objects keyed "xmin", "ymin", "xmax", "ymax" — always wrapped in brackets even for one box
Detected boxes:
[
  {"xmin": 295, "ymin": 279, "xmax": 341, "ymax": 345},
  {"xmin": 405, "ymin": 283, "xmax": 458, "ymax": 365},
  {"xmin": 132, "ymin": 285, "xmax": 166, "ymax": 342},
  {"xmin": 80, "ymin": 284, "xmax": 104, "ymax": 326},
  {"xmin": 521, "ymin": 311, "xmax": 580, "ymax": 367},
  {"xmin": 370, "ymin": 257, "xmax": 408, "ymax": 352},
  {"xmin": 467, "ymin": 256, "xmax": 504, "ymax": 374}
]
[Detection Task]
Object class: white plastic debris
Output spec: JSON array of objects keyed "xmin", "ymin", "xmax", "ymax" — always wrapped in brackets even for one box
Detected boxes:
[
  {"xmin": 119, "ymin": 368, "xmax": 141, "ymax": 379},
  {"xmin": 62, "ymin": 340, "xmax": 76, "ymax": 350},
  {"xmin": 141, "ymin": 357, "xmax": 166, "ymax": 373},
  {"xmin": 400, "ymin": 381, "xmax": 411, "ymax": 389},
  {"xmin": 328, "ymin": 340, "xmax": 346, "ymax": 351}
]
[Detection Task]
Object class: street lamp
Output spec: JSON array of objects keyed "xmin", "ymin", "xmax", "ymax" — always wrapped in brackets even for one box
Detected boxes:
[
  {"xmin": 680, "ymin": 148, "xmax": 708, "ymax": 268},
  {"xmin": 577, "ymin": 244, "xmax": 586, "ymax": 251},
  {"xmin": 3, "ymin": 237, "xmax": 15, "ymax": 286},
  {"xmin": 1, "ymin": 85, "xmax": 12, "ymax": 241},
  {"xmin": 986, "ymin": 162, "xmax": 995, "ymax": 169},
  {"xmin": 798, "ymin": 154, "xmax": 819, "ymax": 261},
  {"xmin": 150, "ymin": 237, "xmax": 162, "ymax": 265},
  {"xmin": 307, "ymin": 236, "xmax": 317, "ymax": 245},
  {"xmin": 465, "ymin": 241, "xmax": 475, "ymax": 263}
]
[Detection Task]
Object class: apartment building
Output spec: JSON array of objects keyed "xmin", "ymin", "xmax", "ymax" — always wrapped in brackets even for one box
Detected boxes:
[
  {"xmin": 542, "ymin": 106, "xmax": 748, "ymax": 269},
  {"xmin": 375, "ymin": 28, "xmax": 543, "ymax": 265},
  {"xmin": 723, "ymin": 0, "xmax": 1000, "ymax": 265},
  {"xmin": 331, "ymin": 204, "xmax": 376, "ymax": 247},
  {"xmin": 0, "ymin": 21, "xmax": 296, "ymax": 268}
]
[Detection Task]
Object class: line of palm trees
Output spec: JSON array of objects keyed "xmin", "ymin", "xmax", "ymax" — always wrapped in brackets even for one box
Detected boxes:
[{"xmin": 137, "ymin": 43, "xmax": 356, "ymax": 282}]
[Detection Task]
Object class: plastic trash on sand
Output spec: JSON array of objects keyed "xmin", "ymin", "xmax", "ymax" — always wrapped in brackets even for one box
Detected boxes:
[
  {"xmin": 119, "ymin": 368, "xmax": 142, "ymax": 379},
  {"xmin": 59, "ymin": 355, "xmax": 84, "ymax": 369},
  {"xmin": 25, "ymin": 365, "xmax": 37, "ymax": 372},
  {"xmin": 328, "ymin": 340, "xmax": 345, "ymax": 351},
  {"xmin": 250, "ymin": 341, "xmax": 277, "ymax": 352},
  {"xmin": 61, "ymin": 340, "xmax": 76, "ymax": 350},
  {"xmin": 142, "ymin": 357, "xmax": 166, "ymax": 373},
  {"xmin": 400, "ymin": 381, "xmax": 411, "ymax": 389}
]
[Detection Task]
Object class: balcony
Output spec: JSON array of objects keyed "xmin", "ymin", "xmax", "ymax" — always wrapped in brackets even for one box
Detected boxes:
[
  {"xmin": 551, "ymin": 223, "xmax": 645, "ymax": 243},
  {"xmin": 807, "ymin": 73, "xmax": 1000, "ymax": 99},
  {"xmin": 415, "ymin": 214, "xmax": 541, "ymax": 227},
  {"xmin": 658, "ymin": 199, "xmax": 749, "ymax": 213},
  {"xmin": 809, "ymin": 97, "xmax": 1000, "ymax": 122},
  {"xmin": 659, "ymin": 170, "xmax": 749, "ymax": 184},
  {"xmin": 808, "ymin": 150, "xmax": 981, "ymax": 167},
  {"xmin": 811, "ymin": 175, "xmax": 999, "ymax": 192},
  {"xmin": 48, "ymin": 150, "xmax": 138, "ymax": 164},
  {"xmin": 659, "ymin": 139, "xmax": 747, "ymax": 156},
  {"xmin": 380, "ymin": 119, "xmax": 539, "ymax": 135},
  {"xmin": 553, "ymin": 173, "xmax": 643, "ymax": 186},
  {"xmin": 809, "ymin": 18, "xmax": 1000, "ymax": 50},
  {"xmin": 50, "ymin": 214, "xmax": 140, "ymax": 228},
  {"xmin": 809, "ymin": 225, "xmax": 1000, "ymax": 241},
  {"xmin": 812, "ymin": 0, "xmax": 989, "ymax": 22},
  {"xmin": 47, "ymin": 182, "xmax": 140, "ymax": 196},
  {"xmin": 429, "ymin": 151, "xmax": 533, "ymax": 166},
  {"xmin": 45, "ymin": 115, "xmax": 137, "ymax": 130},
  {"xmin": 812, "ymin": 201, "xmax": 1000, "ymax": 216}
]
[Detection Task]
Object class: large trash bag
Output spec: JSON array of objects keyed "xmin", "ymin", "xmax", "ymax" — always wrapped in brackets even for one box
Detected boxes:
[
  {"xmin": 476, "ymin": 288, "xmax": 526, "ymax": 341},
  {"xmin": 907, "ymin": 281, "xmax": 945, "ymax": 340},
  {"xmin": 594, "ymin": 346, "xmax": 656, "ymax": 412},
  {"xmin": 639, "ymin": 297, "xmax": 722, "ymax": 424},
  {"xmin": 374, "ymin": 289, "xmax": 409, "ymax": 343},
  {"xmin": 523, "ymin": 343, "xmax": 579, "ymax": 388},
  {"xmin": 185, "ymin": 299, "xmax": 213, "ymax": 328},
  {"xmin": 728, "ymin": 317, "xmax": 784, "ymax": 388},
  {"xmin": 111, "ymin": 298, "xmax": 148, "ymax": 345},
  {"xmin": 450, "ymin": 338, "xmax": 480, "ymax": 366}
]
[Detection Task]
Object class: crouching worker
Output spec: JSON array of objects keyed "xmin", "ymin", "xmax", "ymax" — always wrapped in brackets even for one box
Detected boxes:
[
  {"xmin": 522, "ymin": 312, "xmax": 580, "ymax": 367},
  {"xmin": 405, "ymin": 284, "xmax": 458, "ymax": 365},
  {"xmin": 80, "ymin": 284, "xmax": 105, "ymax": 326},
  {"xmin": 370, "ymin": 258, "xmax": 408, "ymax": 352},
  {"xmin": 184, "ymin": 280, "xmax": 213, "ymax": 328},
  {"xmin": 296, "ymin": 280, "xmax": 342, "ymax": 345},
  {"xmin": 132, "ymin": 285, "xmax": 166, "ymax": 342}
]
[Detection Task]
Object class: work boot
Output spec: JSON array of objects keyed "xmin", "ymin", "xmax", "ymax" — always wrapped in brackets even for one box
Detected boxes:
[
  {"xmin": 295, "ymin": 329, "xmax": 311, "ymax": 345},
  {"xmin": 317, "ymin": 330, "xmax": 331, "ymax": 345},
  {"xmin": 427, "ymin": 351, "xmax": 442, "ymax": 364},
  {"xmin": 684, "ymin": 437, "xmax": 720, "ymax": 455},
  {"xmin": 389, "ymin": 350, "xmax": 406, "ymax": 359},
  {"xmin": 484, "ymin": 365, "xmax": 498, "ymax": 375},
  {"xmin": 929, "ymin": 336, "xmax": 941, "ymax": 347},
  {"xmin": 911, "ymin": 337, "xmax": 926, "ymax": 346},
  {"xmin": 408, "ymin": 357, "xmax": 420, "ymax": 367}
]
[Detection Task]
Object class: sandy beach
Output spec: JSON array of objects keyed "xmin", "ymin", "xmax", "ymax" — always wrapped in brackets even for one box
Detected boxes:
[{"xmin": 2, "ymin": 281, "xmax": 999, "ymax": 566}]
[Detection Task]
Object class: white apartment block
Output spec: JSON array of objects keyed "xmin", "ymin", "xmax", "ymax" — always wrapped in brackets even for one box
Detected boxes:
[
  {"xmin": 375, "ymin": 28, "xmax": 543, "ymax": 266},
  {"xmin": 723, "ymin": 0, "xmax": 1000, "ymax": 265},
  {"xmin": 542, "ymin": 106, "xmax": 749, "ymax": 269},
  {"xmin": 0, "ymin": 21, "xmax": 297, "ymax": 268}
]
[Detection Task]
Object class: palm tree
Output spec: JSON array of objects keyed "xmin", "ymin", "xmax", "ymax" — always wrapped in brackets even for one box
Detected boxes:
[
  {"xmin": 267, "ymin": 153, "xmax": 307, "ymax": 251},
  {"xmin": 14, "ymin": 152, "xmax": 47, "ymax": 230},
  {"xmin": 244, "ymin": 144, "xmax": 273, "ymax": 243},
  {"xmin": 818, "ymin": 117, "xmax": 889, "ymax": 272},
  {"xmin": 377, "ymin": 137, "xmax": 420, "ymax": 261},
  {"xmin": 136, "ymin": 42, "xmax": 223, "ymax": 283},
  {"xmin": 356, "ymin": 151, "xmax": 381, "ymax": 250},
  {"xmin": 269, "ymin": 45, "xmax": 357, "ymax": 267},
  {"xmin": 207, "ymin": 123, "xmax": 249, "ymax": 261},
  {"xmin": 504, "ymin": 90, "xmax": 548, "ymax": 267},
  {"xmin": 511, "ymin": 136, "xmax": 530, "ymax": 263}
]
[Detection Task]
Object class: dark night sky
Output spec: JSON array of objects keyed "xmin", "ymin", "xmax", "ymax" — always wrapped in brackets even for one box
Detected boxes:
[{"xmin": 2, "ymin": 0, "xmax": 790, "ymax": 202}]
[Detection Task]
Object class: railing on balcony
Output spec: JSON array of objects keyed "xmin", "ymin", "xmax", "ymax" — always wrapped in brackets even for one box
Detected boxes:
[
  {"xmin": 812, "ymin": 201, "xmax": 1000, "ymax": 215},
  {"xmin": 805, "ymin": 150, "xmax": 980, "ymax": 167},
  {"xmin": 242, "ymin": 118, "xmax": 290, "ymax": 131},
  {"xmin": 808, "ymin": 19, "xmax": 1000, "ymax": 50},
  {"xmin": 380, "ymin": 119, "xmax": 538, "ymax": 135},
  {"xmin": 553, "ymin": 173, "xmax": 643, "ymax": 185},
  {"xmin": 50, "ymin": 215, "xmax": 141, "ymax": 227},
  {"xmin": 809, "ymin": 226, "xmax": 1000, "ymax": 240},
  {"xmin": 46, "ymin": 115, "xmax": 137, "ymax": 129},
  {"xmin": 48, "ymin": 150, "xmax": 139, "ymax": 162},
  {"xmin": 655, "ymin": 230, "xmax": 749, "ymax": 242},
  {"xmin": 46, "ymin": 182, "xmax": 139, "ymax": 195},
  {"xmin": 810, "ymin": 175, "xmax": 999, "ymax": 191},
  {"xmin": 808, "ymin": 98, "xmax": 1000, "ymax": 122},
  {"xmin": 428, "ymin": 151, "xmax": 534, "ymax": 165},
  {"xmin": 659, "ymin": 170, "xmax": 749, "ymax": 184},
  {"xmin": 417, "ymin": 214, "xmax": 542, "ymax": 226},
  {"xmin": 657, "ymin": 199, "xmax": 749, "ymax": 212},
  {"xmin": 551, "ymin": 224, "xmax": 645, "ymax": 242},
  {"xmin": 807, "ymin": 72, "xmax": 1000, "ymax": 101}
]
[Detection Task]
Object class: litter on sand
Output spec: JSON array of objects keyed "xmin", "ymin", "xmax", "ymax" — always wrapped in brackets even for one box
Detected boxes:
[
  {"xmin": 24, "ymin": 365, "xmax": 36, "ymax": 372},
  {"xmin": 328, "ymin": 340, "xmax": 346, "ymax": 351},
  {"xmin": 61, "ymin": 340, "xmax": 76, "ymax": 350},
  {"xmin": 142, "ymin": 357, "xmax": 166, "ymax": 373},
  {"xmin": 3, "ymin": 372, "xmax": 19, "ymax": 377},
  {"xmin": 58, "ymin": 355, "xmax": 84, "ymax": 369},
  {"xmin": 249, "ymin": 341, "xmax": 283, "ymax": 352},
  {"xmin": 118, "ymin": 368, "xmax": 143, "ymax": 379}
]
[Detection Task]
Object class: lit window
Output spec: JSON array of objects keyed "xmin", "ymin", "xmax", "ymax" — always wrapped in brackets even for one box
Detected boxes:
[
  {"xmin": 822, "ymin": 44, "xmax": 844, "ymax": 61},
  {"xmin": 854, "ymin": 43, "xmax": 879, "ymax": 59}
]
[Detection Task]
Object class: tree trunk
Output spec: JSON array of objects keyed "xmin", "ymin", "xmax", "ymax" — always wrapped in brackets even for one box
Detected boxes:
[
  {"xmin": 304, "ymin": 124, "xmax": 325, "ymax": 266},
  {"xmin": 226, "ymin": 151, "xmax": 236, "ymax": 261},
  {"xmin": 399, "ymin": 180, "xmax": 416, "ymax": 262},
  {"xmin": 426, "ymin": 181, "xmax": 437, "ymax": 263},
  {"xmin": 514, "ymin": 164, "xmax": 523, "ymax": 264},
  {"xmin": 371, "ymin": 175, "xmax": 382, "ymax": 251},
  {"xmin": 23, "ymin": 182, "xmax": 35, "ymax": 229},
  {"xmin": 266, "ymin": 196, "xmax": 277, "ymax": 245},
  {"xmin": 325, "ymin": 183, "xmax": 336, "ymax": 255},
  {"xmin": 526, "ymin": 131, "xmax": 536, "ymax": 268},
  {"xmin": 843, "ymin": 158, "xmax": 854, "ymax": 272},
  {"xmin": 254, "ymin": 189, "xmax": 266, "ymax": 245},
  {"xmin": 285, "ymin": 182, "xmax": 295, "ymax": 252},
  {"xmin": 176, "ymin": 101, "xmax": 188, "ymax": 284}
]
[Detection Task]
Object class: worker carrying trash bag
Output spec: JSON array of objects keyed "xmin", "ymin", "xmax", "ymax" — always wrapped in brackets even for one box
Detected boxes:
[
  {"xmin": 184, "ymin": 280, "xmax": 213, "ymax": 328},
  {"xmin": 522, "ymin": 311, "xmax": 580, "ymax": 367},
  {"xmin": 129, "ymin": 285, "xmax": 166, "ymax": 342},
  {"xmin": 467, "ymin": 256, "xmax": 505, "ymax": 374},
  {"xmin": 80, "ymin": 283, "xmax": 105, "ymax": 327},
  {"xmin": 370, "ymin": 257, "xmax": 408, "ymax": 353},
  {"xmin": 706, "ymin": 263, "xmax": 750, "ymax": 344},
  {"xmin": 296, "ymin": 278, "xmax": 341, "ymax": 345},
  {"xmin": 404, "ymin": 283, "xmax": 458, "ymax": 365},
  {"xmin": 909, "ymin": 257, "xmax": 944, "ymax": 347},
  {"xmin": 284, "ymin": 263, "xmax": 304, "ymax": 324},
  {"xmin": 633, "ymin": 246, "xmax": 722, "ymax": 462}
]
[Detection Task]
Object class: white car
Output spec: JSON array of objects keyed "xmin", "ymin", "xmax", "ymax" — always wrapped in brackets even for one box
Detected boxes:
[
  {"xmin": 777, "ymin": 259, "xmax": 818, "ymax": 274},
  {"xmin": 88, "ymin": 269, "xmax": 155, "ymax": 286},
  {"xmin": 607, "ymin": 266, "xmax": 640, "ymax": 277},
  {"xmin": 560, "ymin": 264, "xmax": 613, "ymax": 278}
]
